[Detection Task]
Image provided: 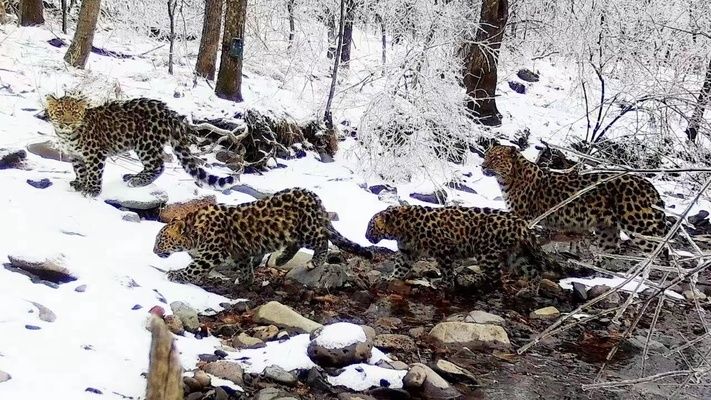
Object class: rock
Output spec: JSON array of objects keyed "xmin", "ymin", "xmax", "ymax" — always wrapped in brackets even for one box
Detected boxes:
[
  {"xmin": 264, "ymin": 365, "xmax": 298, "ymax": 386},
  {"xmin": 170, "ymin": 301, "xmax": 200, "ymax": 333},
  {"xmin": 29, "ymin": 301, "xmax": 56, "ymax": 322},
  {"xmin": 683, "ymin": 289, "xmax": 707, "ymax": 300},
  {"xmin": 105, "ymin": 190, "xmax": 168, "ymax": 211},
  {"xmin": 517, "ymin": 68, "xmax": 540, "ymax": 82},
  {"xmin": 183, "ymin": 376, "xmax": 202, "ymax": 392},
  {"xmin": 121, "ymin": 212, "xmax": 141, "ymax": 222},
  {"xmin": 626, "ymin": 335, "xmax": 668, "ymax": 353},
  {"xmin": 232, "ymin": 332, "xmax": 265, "ymax": 348},
  {"xmin": 26, "ymin": 140, "xmax": 69, "ymax": 162},
  {"xmin": 404, "ymin": 363, "xmax": 461, "ymax": 399},
  {"xmin": 193, "ymin": 369, "xmax": 211, "ymax": 388},
  {"xmin": 572, "ymin": 282, "xmax": 588, "ymax": 302},
  {"xmin": 251, "ymin": 325, "xmax": 279, "ymax": 341},
  {"xmin": 285, "ymin": 262, "xmax": 347, "ymax": 289},
  {"xmin": 587, "ymin": 285, "xmax": 611, "ymax": 299},
  {"xmin": 308, "ymin": 322, "xmax": 373, "ymax": 368},
  {"xmin": 198, "ymin": 354, "xmax": 220, "ymax": 362},
  {"xmin": 186, "ymin": 392, "xmax": 203, "ymax": 400},
  {"xmin": 200, "ymin": 361, "xmax": 244, "ymax": 385},
  {"xmin": 25, "ymin": 325, "xmax": 41, "ymax": 330},
  {"xmin": 27, "ymin": 178, "xmax": 52, "ymax": 189},
  {"xmin": 0, "ymin": 370, "xmax": 11, "ymax": 383},
  {"xmin": 429, "ymin": 322, "xmax": 510, "ymax": 348},
  {"xmin": 433, "ymin": 359, "xmax": 477, "ymax": 383},
  {"xmin": 539, "ymin": 278, "xmax": 563, "ymax": 297},
  {"xmin": 0, "ymin": 149, "xmax": 27, "ymax": 169},
  {"xmin": 409, "ymin": 190, "xmax": 447, "ymax": 205},
  {"xmin": 465, "ymin": 310, "xmax": 504, "ymax": 325},
  {"xmin": 376, "ymin": 359, "xmax": 410, "ymax": 371},
  {"xmin": 508, "ymin": 81, "xmax": 526, "ymax": 94},
  {"xmin": 159, "ymin": 196, "xmax": 217, "ymax": 223},
  {"xmin": 74, "ymin": 284, "xmax": 87, "ymax": 292},
  {"xmin": 267, "ymin": 249, "xmax": 312, "ymax": 270},
  {"xmin": 164, "ymin": 315, "xmax": 185, "ymax": 335},
  {"xmin": 604, "ymin": 291, "xmax": 622, "ymax": 306},
  {"xmin": 444, "ymin": 181, "xmax": 477, "ymax": 194},
  {"xmin": 530, "ymin": 306, "xmax": 560, "ymax": 320},
  {"xmin": 7, "ymin": 254, "xmax": 76, "ymax": 284},
  {"xmin": 338, "ymin": 394, "xmax": 377, "ymax": 400},
  {"xmin": 408, "ymin": 327, "xmax": 426, "ymax": 338},
  {"xmin": 368, "ymin": 184, "xmax": 396, "ymax": 195},
  {"xmin": 254, "ymin": 301, "xmax": 322, "ymax": 333},
  {"xmin": 688, "ymin": 210, "xmax": 709, "ymax": 226},
  {"xmin": 374, "ymin": 334, "xmax": 416, "ymax": 352},
  {"xmin": 255, "ymin": 388, "xmax": 286, "ymax": 400}
]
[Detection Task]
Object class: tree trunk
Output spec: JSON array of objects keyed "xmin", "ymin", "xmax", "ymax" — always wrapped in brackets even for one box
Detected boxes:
[
  {"xmin": 287, "ymin": 0, "xmax": 295, "ymax": 50},
  {"xmin": 376, "ymin": 14, "xmax": 386, "ymax": 66},
  {"xmin": 215, "ymin": 0, "xmax": 247, "ymax": 102},
  {"xmin": 461, "ymin": 0, "xmax": 508, "ymax": 126},
  {"xmin": 63, "ymin": 0, "xmax": 101, "ymax": 69},
  {"xmin": 324, "ymin": 0, "xmax": 346, "ymax": 129},
  {"xmin": 19, "ymin": 0, "xmax": 44, "ymax": 26},
  {"xmin": 339, "ymin": 0, "xmax": 354, "ymax": 65},
  {"xmin": 685, "ymin": 58, "xmax": 711, "ymax": 142},
  {"xmin": 0, "ymin": 1, "xmax": 6, "ymax": 24},
  {"xmin": 195, "ymin": 0, "xmax": 222, "ymax": 80},
  {"xmin": 326, "ymin": 11, "xmax": 337, "ymax": 59},
  {"xmin": 167, "ymin": 0, "xmax": 177, "ymax": 75},
  {"xmin": 61, "ymin": 0, "xmax": 67, "ymax": 33}
]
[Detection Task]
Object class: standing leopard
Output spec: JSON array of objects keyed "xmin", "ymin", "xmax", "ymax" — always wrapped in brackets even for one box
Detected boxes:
[
  {"xmin": 365, "ymin": 205, "xmax": 570, "ymax": 288},
  {"xmin": 482, "ymin": 145, "xmax": 667, "ymax": 254},
  {"xmin": 45, "ymin": 95, "xmax": 236, "ymax": 196},
  {"xmin": 153, "ymin": 188, "xmax": 373, "ymax": 284}
]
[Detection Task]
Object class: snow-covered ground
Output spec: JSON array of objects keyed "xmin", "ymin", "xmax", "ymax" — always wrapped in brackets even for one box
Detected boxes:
[{"xmin": 0, "ymin": 15, "xmax": 709, "ymax": 400}]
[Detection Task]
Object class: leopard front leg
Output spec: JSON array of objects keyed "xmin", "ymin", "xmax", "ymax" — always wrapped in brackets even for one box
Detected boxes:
[
  {"xmin": 166, "ymin": 258, "xmax": 215, "ymax": 284},
  {"xmin": 80, "ymin": 152, "xmax": 107, "ymax": 197},
  {"xmin": 388, "ymin": 250, "xmax": 415, "ymax": 281},
  {"xmin": 69, "ymin": 158, "xmax": 88, "ymax": 192}
]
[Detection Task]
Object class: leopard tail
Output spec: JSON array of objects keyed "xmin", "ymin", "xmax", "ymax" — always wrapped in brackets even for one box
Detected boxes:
[
  {"xmin": 327, "ymin": 222, "xmax": 374, "ymax": 260},
  {"xmin": 170, "ymin": 123, "xmax": 235, "ymax": 189}
]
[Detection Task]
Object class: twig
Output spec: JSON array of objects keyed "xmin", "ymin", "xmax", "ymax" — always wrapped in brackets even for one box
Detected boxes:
[{"xmin": 582, "ymin": 368, "xmax": 711, "ymax": 390}]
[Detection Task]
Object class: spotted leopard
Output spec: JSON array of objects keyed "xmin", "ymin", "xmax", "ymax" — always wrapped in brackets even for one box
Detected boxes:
[
  {"xmin": 482, "ymin": 145, "xmax": 667, "ymax": 254},
  {"xmin": 365, "ymin": 205, "xmax": 566, "ymax": 288},
  {"xmin": 153, "ymin": 188, "xmax": 373, "ymax": 284},
  {"xmin": 45, "ymin": 95, "xmax": 235, "ymax": 196}
]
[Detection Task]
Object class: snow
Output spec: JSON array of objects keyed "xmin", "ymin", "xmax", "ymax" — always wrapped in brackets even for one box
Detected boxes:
[
  {"xmin": 0, "ymin": 8, "xmax": 708, "ymax": 399},
  {"xmin": 559, "ymin": 276, "xmax": 685, "ymax": 301},
  {"xmin": 313, "ymin": 322, "xmax": 367, "ymax": 349}
]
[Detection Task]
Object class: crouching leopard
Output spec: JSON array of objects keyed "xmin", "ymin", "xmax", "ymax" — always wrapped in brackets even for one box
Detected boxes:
[
  {"xmin": 482, "ymin": 145, "xmax": 667, "ymax": 255},
  {"xmin": 153, "ymin": 188, "xmax": 373, "ymax": 284},
  {"xmin": 45, "ymin": 95, "xmax": 236, "ymax": 197},
  {"xmin": 365, "ymin": 205, "xmax": 571, "ymax": 288}
]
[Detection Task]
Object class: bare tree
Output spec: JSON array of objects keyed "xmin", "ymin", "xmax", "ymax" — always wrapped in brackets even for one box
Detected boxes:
[
  {"xmin": 0, "ymin": 1, "xmax": 7, "ymax": 24},
  {"xmin": 19, "ymin": 0, "xmax": 44, "ymax": 26},
  {"xmin": 324, "ymin": 0, "xmax": 346, "ymax": 128},
  {"xmin": 167, "ymin": 0, "xmax": 178, "ymax": 74},
  {"xmin": 287, "ymin": 0, "xmax": 295, "ymax": 50},
  {"xmin": 64, "ymin": 0, "xmax": 101, "ymax": 69},
  {"xmin": 685, "ymin": 58, "xmax": 711, "ymax": 142},
  {"xmin": 461, "ymin": 0, "xmax": 509, "ymax": 126},
  {"xmin": 195, "ymin": 0, "xmax": 222, "ymax": 80},
  {"xmin": 61, "ymin": 0, "xmax": 68, "ymax": 33},
  {"xmin": 340, "ymin": 0, "xmax": 355, "ymax": 65},
  {"xmin": 215, "ymin": 0, "xmax": 248, "ymax": 102}
]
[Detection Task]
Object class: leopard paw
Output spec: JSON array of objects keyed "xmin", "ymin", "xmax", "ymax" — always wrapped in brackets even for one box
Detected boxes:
[{"xmin": 166, "ymin": 270, "xmax": 192, "ymax": 284}]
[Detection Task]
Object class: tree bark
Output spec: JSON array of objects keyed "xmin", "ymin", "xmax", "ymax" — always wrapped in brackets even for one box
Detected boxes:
[
  {"xmin": 19, "ymin": 0, "xmax": 44, "ymax": 26},
  {"xmin": 167, "ymin": 0, "xmax": 177, "ymax": 75},
  {"xmin": 61, "ymin": 0, "xmax": 67, "ymax": 33},
  {"xmin": 195, "ymin": 0, "xmax": 222, "ymax": 80},
  {"xmin": 685, "ymin": 58, "xmax": 711, "ymax": 142},
  {"xmin": 326, "ymin": 10, "xmax": 337, "ymax": 59},
  {"xmin": 287, "ymin": 0, "xmax": 295, "ymax": 50},
  {"xmin": 63, "ymin": 0, "xmax": 101, "ymax": 69},
  {"xmin": 324, "ymin": 0, "xmax": 346, "ymax": 129},
  {"xmin": 215, "ymin": 0, "xmax": 247, "ymax": 102},
  {"xmin": 461, "ymin": 0, "xmax": 508, "ymax": 126},
  {"xmin": 339, "ymin": 0, "xmax": 354, "ymax": 65},
  {"xmin": 376, "ymin": 14, "xmax": 386, "ymax": 66},
  {"xmin": 0, "ymin": 1, "xmax": 6, "ymax": 24}
]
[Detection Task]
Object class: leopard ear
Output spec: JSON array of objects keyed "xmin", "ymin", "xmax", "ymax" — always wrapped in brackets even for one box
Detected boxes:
[
  {"xmin": 375, "ymin": 215, "xmax": 388, "ymax": 231},
  {"xmin": 45, "ymin": 95, "xmax": 57, "ymax": 105},
  {"xmin": 173, "ymin": 220, "xmax": 186, "ymax": 234}
]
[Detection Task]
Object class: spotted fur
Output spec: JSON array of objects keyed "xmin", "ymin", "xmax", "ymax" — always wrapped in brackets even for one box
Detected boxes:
[
  {"xmin": 153, "ymin": 188, "xmax": 372, "ymax": 284},
  {"xmin": 365, "ymin": 205, "xmax": 564, "ymax": 288},
  {"xmin": 482, "ymin": 145, "xmax": 667, "ymax": 254},
  {"xmin": 45, "ymin": 95, "xmax": 235, "ymax": 197}
]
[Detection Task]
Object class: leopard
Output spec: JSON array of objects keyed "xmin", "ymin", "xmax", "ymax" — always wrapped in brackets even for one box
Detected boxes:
[
  {"xmin": 481, "ymin": 144, "xmax": 667, "ymax": 255},
  {"xmin": 364, "ymin": 205, "xmax": 572, "ymax": 289},
  {"xmin": 153, "ymin": 188, "xmax": 373, "ymax": 285},
  {"xmin": 44, "ymin": 95, "xmax": 236, "ymax": 197}
]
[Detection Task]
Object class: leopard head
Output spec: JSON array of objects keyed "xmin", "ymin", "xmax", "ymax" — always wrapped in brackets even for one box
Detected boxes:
[
  {"xmin": 365, "ymin": 206, "xmax": 398, "ymax": 244},
  {"xmin": 482, "ymin": 145, "xmax": 520, "ymax": 182},
  {"xmin": 45, "ymin": 95, "xmax": 89, "ymax": 134},
  {"xmin": 153, "ymin": 220, "xmax": 194, "ymax": 258}
]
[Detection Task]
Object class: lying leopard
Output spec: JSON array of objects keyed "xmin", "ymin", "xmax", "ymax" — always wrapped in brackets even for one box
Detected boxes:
[
  {"xmin": 45, "ymin": 95, "xmax": 236, "ymax": 196},
  {"xmin": 153, "ymin": 188, "xmax": 373, "ymax": 284},
  {"xmin": 365, "ymin": 205, "xmax": 572, "ymax": 288},
  {"xmin": 482, "ymin": 145, "xmax": 667, "ymax": 255}
]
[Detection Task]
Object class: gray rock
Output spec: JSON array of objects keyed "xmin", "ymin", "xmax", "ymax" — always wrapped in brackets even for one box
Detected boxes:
[
  {"xmin": 193, "ymin": 370, "xmax": 211, "ymax": 388},
  {"xmin": 0, "ymin": 370, "xmax": 10, "ymax": 383},
  {"xmin": 429, "ymin": 322, "xmax": 510, "ymax": 348},
  {"xmin": 374, "ymin": 334, "xmax": 416, "ymax": 352},
  {"xmin": 572, "ymin": 282, "xmax": 588, "ymax": 301},
  {"xmin": 539, "ymin": 278, "xmax": 563, "ymax": 296},
  {"xmin": 627, "ymin": 335, "xmax": 668, "ymax": 353},
  {"xmin": 29, "ymin": 301, "xmax": 56, "ymax": 322},
  {"xmin": 307, "ymin": 323, "xmax": 373, "ymax": 368},
  {"xmin": 121, "ymin": 212, "xmax": 141, "ymax": 223},
  {"xmin": 375, "ymin": 359, "xmax": 409, "ymax": 370},
  {"xmin": 465, "ymin": 310, "xmax": 504, "ymax": 325},
  {"xmin": 0, "ymin": 149, "xmax": 27, "ymax": 169},
  {"xmin": 530, "ymin": 306, "xmax": 560, "ymax": 320},
  {"xmin": 255, "ymin": 388, "xmax": 284, "ymax": 400},
  {"xmin": 232, "ymin": 332, "xmax": 265, "ymax": 348},
  {"xmin": 7, "ymin": 254, "xmax": 76, "ymax": 284},
  {"xmin": 517, "ymin": 68, "xmax": 540, "ymax": 82},
  {"xmin": 266, "ymin": 249, "xmax": 312, "ymax": 270},
  {"xmin": 403, "ymin": 364, "xmax": 427, "ymax": 388},
  {"xmin": 164, "ymin": 315, "xmax": 185, "ymax": 335},
  {"xmin": 338, "ymin": 394, "xmax": 377, "ymax": 400},
  {"xmin": 251, "ymin": 325, "xmax": 279, "ymax": 341},
  {"xmin": 587, "ymin": 285, "xmax": 611, "ymax": 299},
  {"xmin": 200, "ymin": 360, "xmax": 244, "ymax": 385},
  {"xmin": 684, "ymin": 289, "xmax": 707, "ymax": 300},
  {"xmin": 170, "ymin": 301, "xmax": 200, "ymax": 333},
  {"xmin": 405, "ymin": 363, "xmax": 461, "ymax": 399},
  {"xmin": 183, "ymin": 376, "xmax": 202, "ymax": 392},
  {"xmin": 434, "ymin": 359, "xmax": 477, "ymax": 383},
  {"xmin": 264, "ymin": 365, "xmax": 298, "ymax": 386},
  {"xmin": 106, "ymin": 190, "xmax": 168, "ymax": 210},
  {"xmin": 254, "ymin": 301, "xmax": 322, "ymax": 333},
  {"xmin": 74, "ymin": 284, "xmax": 87, "ymax": 292},
  {"xmin": 26, "ymin": 140, "xmax": 69, "ymax": 162},
  {"xmin": 285, "ymin": 262, "xmax": 347, "ymax": 289}
]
